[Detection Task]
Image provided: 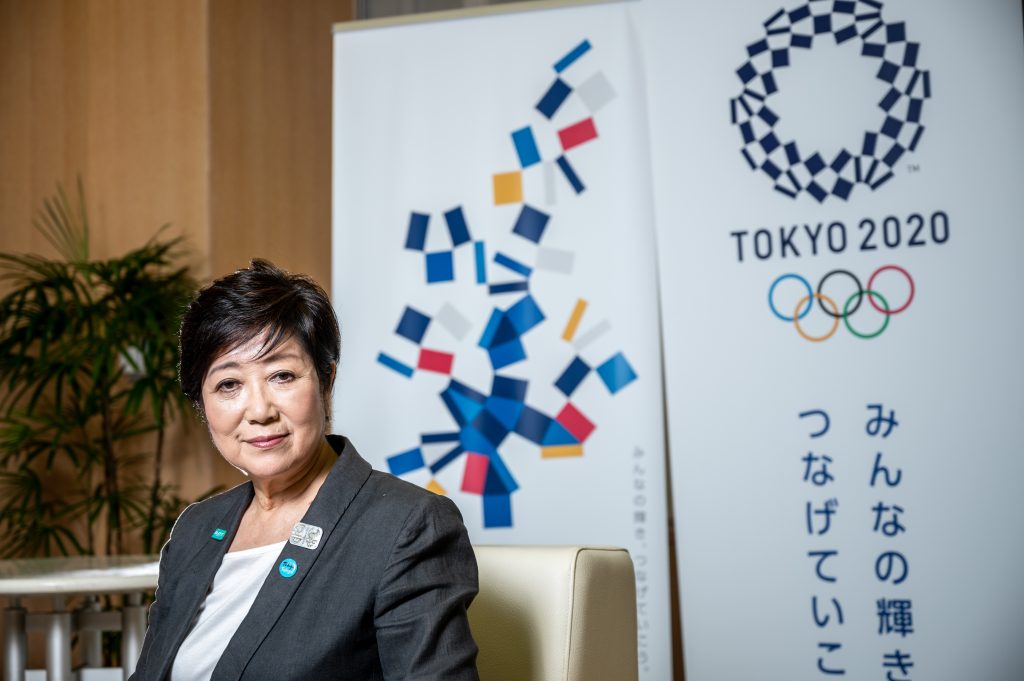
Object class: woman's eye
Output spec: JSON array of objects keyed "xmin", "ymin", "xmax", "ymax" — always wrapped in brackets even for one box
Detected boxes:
[
  {"xmin": 216, "ymin": 380, "xmax": 240, "ymax": 393},
  {"xmin": 272, "ymin": 371, "xmax": 295, "ymax": 382}
]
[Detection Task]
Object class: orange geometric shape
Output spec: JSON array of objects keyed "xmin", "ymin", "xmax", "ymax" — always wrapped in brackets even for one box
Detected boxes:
[
  {"xmin": 426, "ymin": 479, "xmax": 447, "ymax": 496},
  {"xmin": 541, "ymin": 444, "xmax": 583, "ymax": 458},
  {"xmin": 493, "ymin": 171, "xmax": 523, "ymax": 205},
  {"xmin": 562, "ymin": 298, "xmax": 588, "ymax": 341}
]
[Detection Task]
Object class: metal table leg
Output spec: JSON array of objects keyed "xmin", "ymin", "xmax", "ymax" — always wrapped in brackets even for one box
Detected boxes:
[
  {"xmin": 80, "ymin": 595, "xmax": 104, "ymax": 668},
  {"xmin": 121, "ymin": 592, "xmax": 147, "ymax": 680},
  {"xmin": 3, "ymin": 598, "xmax": 26, "ymax": 681},
  {"xmin": 45, "ymin": 597, "xmax": 72, "ymax": 681}
]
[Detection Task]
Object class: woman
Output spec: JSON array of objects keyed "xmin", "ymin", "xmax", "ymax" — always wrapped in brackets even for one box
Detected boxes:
[{"xmin": 130, "ymin": 260, "xmax": 480, "ymax": 680}]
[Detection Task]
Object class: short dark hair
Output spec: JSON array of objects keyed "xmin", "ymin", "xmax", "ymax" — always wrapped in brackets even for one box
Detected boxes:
[{"xmin": 178, "ymin": 259, "xmax": 340, "ymax": 411}]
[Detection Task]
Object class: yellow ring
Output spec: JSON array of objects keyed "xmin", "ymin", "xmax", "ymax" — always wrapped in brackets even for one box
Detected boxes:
[{"xmin": 793, "ymin": 293, "xmax": 840, "ymax": 342}]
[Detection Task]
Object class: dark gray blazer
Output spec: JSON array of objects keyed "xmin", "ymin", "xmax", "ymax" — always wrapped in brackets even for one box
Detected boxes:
[{"xmin": 129, "ymin": 435, "xmax": 479, "ymax": 680}]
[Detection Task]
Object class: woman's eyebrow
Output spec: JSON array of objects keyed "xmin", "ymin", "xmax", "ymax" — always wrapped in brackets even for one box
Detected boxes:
[{"xmin": 207, "ymin": 352, "xmax": 302, "ymax": 377}]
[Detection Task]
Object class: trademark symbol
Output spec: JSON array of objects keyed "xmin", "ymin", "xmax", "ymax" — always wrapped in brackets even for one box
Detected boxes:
[{"xmin": 907, "ymin": 164, "xmax": 921, "ymax": 173}]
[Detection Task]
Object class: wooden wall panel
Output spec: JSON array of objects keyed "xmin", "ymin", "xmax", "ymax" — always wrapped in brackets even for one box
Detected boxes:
[
  {"xmin": 208, "ymin": 0, "xmax": 353, "ymax": 288},
  {"xmin": 0, "ymin": 0, "xmax": 210, "ymax": 275}
]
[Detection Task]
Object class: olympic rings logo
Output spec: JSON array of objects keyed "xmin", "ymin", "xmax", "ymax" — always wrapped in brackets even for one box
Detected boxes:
[{"xmin": 769, "ymin": 265, "xmax": 914, "ymax": 341}]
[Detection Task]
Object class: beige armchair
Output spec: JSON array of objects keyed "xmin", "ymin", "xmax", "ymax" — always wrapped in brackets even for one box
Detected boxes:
[{"xmin": 470, "ymin": 545, "xmax": 638, "ymax": 681}]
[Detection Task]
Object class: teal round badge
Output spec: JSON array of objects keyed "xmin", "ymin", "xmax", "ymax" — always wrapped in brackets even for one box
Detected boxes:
[{"xmin": 278, "ymin": 558, "xmax": 297, "ymax": 579}]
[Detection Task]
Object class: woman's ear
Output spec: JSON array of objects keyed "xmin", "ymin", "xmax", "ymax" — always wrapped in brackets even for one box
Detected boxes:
[{"xmin": 329, "ymin": 362, "xmax": 337, "ymax": 389}]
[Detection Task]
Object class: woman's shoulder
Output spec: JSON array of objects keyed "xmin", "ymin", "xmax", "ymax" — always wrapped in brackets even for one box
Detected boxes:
[
  {"xmin": 169, "ymin": 481, "xmax": 252, "ymax": 540},
  {"xmin": 362, "ymin": 468, "xmax": 466, "ymax": 528}
]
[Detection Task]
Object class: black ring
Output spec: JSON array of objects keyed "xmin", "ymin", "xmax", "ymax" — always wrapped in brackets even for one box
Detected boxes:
[{"xmin": 817, "ymin": 269, "xmax": 863, "ymax": 319}]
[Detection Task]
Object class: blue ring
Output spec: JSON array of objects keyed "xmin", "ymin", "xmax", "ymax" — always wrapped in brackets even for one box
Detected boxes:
[{"xmin": 769, "ymin": 274, "xmax": 813, "ymax": 322}]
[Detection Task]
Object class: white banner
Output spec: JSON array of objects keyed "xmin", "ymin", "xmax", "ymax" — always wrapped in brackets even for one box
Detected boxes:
[
  {"xmin": 331, "ymin": 3, "xmax": 670, "ymax": 678},
  {"xmin": 636, "ymin": 0, "xmax": 1024, "ymax": 679}
]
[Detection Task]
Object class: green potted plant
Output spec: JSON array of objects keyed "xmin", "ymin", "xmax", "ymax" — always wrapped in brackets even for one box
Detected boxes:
[{"xmin": 0, "ymin": 180, "xmax": 205, "ymax": 558}]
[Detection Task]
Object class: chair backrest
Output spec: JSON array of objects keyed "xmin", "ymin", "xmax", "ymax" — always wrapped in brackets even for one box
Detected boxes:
[{"xmin": 469, "ymin": 545, "xmax": 638, "ymax": 681}]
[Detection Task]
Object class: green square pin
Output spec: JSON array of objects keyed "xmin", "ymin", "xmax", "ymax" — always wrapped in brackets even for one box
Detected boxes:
[{"xmin": 211, "ymin": 528, "xmax": 227, "ymax": 541}]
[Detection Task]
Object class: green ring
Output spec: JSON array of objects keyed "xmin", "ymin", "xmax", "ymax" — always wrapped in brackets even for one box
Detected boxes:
[{"xmin": 843, "ymin": 289, "xmax": 890, "ymax": 339}]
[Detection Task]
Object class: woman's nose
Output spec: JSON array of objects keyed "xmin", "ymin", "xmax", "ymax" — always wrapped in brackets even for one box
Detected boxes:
[{"xmin": 245, "ymin": 383, "xmax": 278, "ymax": 423}]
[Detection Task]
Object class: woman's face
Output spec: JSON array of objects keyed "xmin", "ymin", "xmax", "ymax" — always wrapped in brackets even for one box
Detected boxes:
[{"xmin": 201, "ymin": 333, "xmax": 329, "ymax": 483}]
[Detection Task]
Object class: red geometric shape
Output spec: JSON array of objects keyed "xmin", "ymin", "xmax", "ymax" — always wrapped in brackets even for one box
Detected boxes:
[
  {"xmin": 558, "ymin": 118, "xmax": 598, "ymax": 151},
  {"xmin": 417, "ymin": 348, "xmax": 454, "ymax": 374},
  {"xmin": 556, "ymin": 402, "xmax": 596, "ymax": 442},
  {"xmin": 461, "ymin": 452, "xmax": 489, "ymax": 494}
]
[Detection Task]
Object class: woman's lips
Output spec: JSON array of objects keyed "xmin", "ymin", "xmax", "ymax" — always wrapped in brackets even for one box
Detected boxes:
[{"xmin": 245, "ymin": 434, "xmax": 288, "ymax": 449}]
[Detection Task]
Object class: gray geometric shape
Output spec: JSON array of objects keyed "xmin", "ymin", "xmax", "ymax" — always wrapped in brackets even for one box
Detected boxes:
[
  {"xmin": 436, "ymin": 302, "xmax": 471, "ymax": 341},
  {"xmin": 577, "ymin": 70, "xmax": 617, "ymax": 113}
]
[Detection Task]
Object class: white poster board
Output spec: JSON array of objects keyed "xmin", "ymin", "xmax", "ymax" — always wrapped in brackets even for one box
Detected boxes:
[
  {"xmin": 635, "ymin": 0, "xmax": 1024, "ymax": 679},
  {"xmin": 331, "ymin": 2, "xmax": 671, "ymax": 677}
]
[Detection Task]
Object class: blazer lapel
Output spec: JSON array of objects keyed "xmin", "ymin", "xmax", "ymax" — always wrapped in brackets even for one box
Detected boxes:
[
  {"xmin": 149, "ymin": 485, "xmax": 253, "ymax": 681},
  {"xmin": 211, "ymin": 436, "xmax": 373, "ymax": 681}
]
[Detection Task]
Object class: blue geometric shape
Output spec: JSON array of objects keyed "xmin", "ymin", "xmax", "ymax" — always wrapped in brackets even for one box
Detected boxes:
[
  {"xmin": 805, "ymin": 153, "xmax": 825, "ymax": 175},
  {"xmin": 485, "ymin": 455, "xmax": 518, "ymax": 494},
  {"xmin": 515, "ymin": 405, "xmax": 552, "ymax": 444},
  {"xmin": 478, "ymin": 309, "xmax": 503, "ymax": 349},
  {"xmin": 406, "ymin": 212, "xmax": 429, "ymax": 251},
  {"xmin": 441, "ymin": 389, "xmax": 483, "ymax": 427},
  {"xmin": 886, "ymin": 22, "xmax": 906, "ymax": 43},
  {"xmin": 448, "ymin": 379, "xmax": 487, "ymax": 404},
  {"xmin": 807, "ymin": 181, "xmax": 827, "ymax": 202},
  {"xmin": 388, "ymin": 447, "xmax": 425, "ymax": 475},
  {"xmin": 472, "ymin": 409, "xmax": 511, "ymax": 447},
  {"xmin": 489, "ymin": 282, "xmax": 530, "ymax": 295},
  {"xmin": 489, "ymin": 338, "xmax": 526, "ymax": 369},
  {"xmin": 421, "ymin": 431, "xmax": 460, "ymax": 444},
  {"xmin": 512, "ymin": 205, "xmax": 549, "ymax": 244},
  {"xmin": 485, "ymin": 396, "xmax": 525, "ymax": 431},
  {"xmin": 747, "ymin": 39, "xmax": 769, "ymax": 57},
  {"xmin": 554, "ymin": 39, "xmax": 591, "ymax": 73},
  {"xmin": 556, "ymin": 156, "xmax": 585, "ymax": 194},
  {"xmin": 395, "ymin": 306, "xmax": 431, "ymax": 344},
  {"xmin": 536, "ymin": 78, "xmax": 572, "ymax": 119},
  {"xmin": 835, "ymin": 25, "xmax": 857, "ymax": 43},
  {"xmin": 507, "ymin": 295, "xmax": 544, "ymax": 334},
  {"xmin": 877, "ymin": 61, "xmax": 899, "ymax": 83},
  {"xmin": 596, "ymin": 352, "xmax": 638, "ymax": 394},
  {"xmin": 426, "ymin": 251, "xmax": 454, "ymax": 283},
  {"xmin": 511, "ymin": 127, "xmax": 542, "ymax": 168},
  {"xmin": 483, "ymin": 494, "xmax": 512, "ymax": 528},
  {"xmin": 492, "ymin": 375, "xmax": 528, "ymax": 402},
  {"xmin": 474, "ymin": 241, "xmax": 487, "ymax": 283},
  {"xmin": 429, "ymin": 444, "xmax": 465, "ymax": 474},
  {"xmin": 377, "ymin": 352, "xmax": 414, "ymax": 378},
  {"xmin": 555, "ymin": 356, "xmax": 591, "ymax": 397},
  {"xmin": 491, "ymin": 315, "xmax": 520, "ymax": 348},
  {"xmin": 881, "ymin": 116, "xmax": 902, "ymax": 139},
  {"xmin": 790, "ymin": 33, "xmax": 813, "ymax": 49},
  {"xmin": 542, "ymin": 420, "xmax": 579, "ymax": 446},
  {"xmin": 444, "ymin": 207, "xmax": 471, "ymax": 246},
  {"xmin": 461, "ymin": 426, "xmax": 498, "ymax": 458},
  {"xmin": 494, "ymin": 252, "xmax": 532, "ymax": 277}
]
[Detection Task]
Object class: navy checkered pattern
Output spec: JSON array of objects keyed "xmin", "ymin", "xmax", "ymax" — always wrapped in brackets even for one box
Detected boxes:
[{"xmin": 730, "ymin": 0, "xmax": 930, "ymax": 202}]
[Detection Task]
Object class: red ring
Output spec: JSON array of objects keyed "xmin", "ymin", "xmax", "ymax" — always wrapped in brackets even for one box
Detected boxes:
[{"xmin": 867, "ymin": 265, "xmax": 914, "ymax": 315}]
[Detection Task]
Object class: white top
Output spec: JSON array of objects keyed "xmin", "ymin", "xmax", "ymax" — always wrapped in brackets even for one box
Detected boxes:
[{"xmin": 170, "ymin": 541, "xmax": 287, "ymax": 681}]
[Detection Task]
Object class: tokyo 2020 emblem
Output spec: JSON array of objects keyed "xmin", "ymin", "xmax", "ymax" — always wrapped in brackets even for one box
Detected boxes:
[{"xmin": 730, "ymin": 1, "xmax": 931, "ymax": 202}]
